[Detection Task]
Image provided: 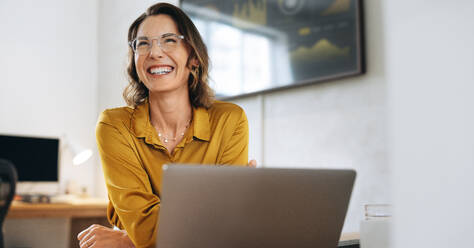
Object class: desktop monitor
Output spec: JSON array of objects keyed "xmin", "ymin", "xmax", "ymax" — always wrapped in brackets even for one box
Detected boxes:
[{"xmin": 0, "ymin": 134, "xmax": 59, "ymax": 183}]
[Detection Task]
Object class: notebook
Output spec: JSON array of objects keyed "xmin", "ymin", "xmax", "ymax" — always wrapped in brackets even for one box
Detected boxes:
[{"xmin": 156, "ymin": 165, "xmax": 356, "ymax": 248}]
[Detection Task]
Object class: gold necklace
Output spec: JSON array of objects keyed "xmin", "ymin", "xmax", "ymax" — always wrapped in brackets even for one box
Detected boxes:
[{"xmin": 157, "ymin": 121, "xmax": 191, "ymax": 143}]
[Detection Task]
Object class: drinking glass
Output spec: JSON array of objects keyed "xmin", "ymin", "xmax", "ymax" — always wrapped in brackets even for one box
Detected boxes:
[{"xmin": 360, "ymin": 204, "xmax": 392, "ymax": 248}]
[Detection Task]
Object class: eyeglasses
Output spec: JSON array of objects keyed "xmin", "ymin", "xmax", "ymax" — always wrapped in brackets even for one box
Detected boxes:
[{"xmin": 129, "ymin": 33, "xmax": 185, "ymax": 55}]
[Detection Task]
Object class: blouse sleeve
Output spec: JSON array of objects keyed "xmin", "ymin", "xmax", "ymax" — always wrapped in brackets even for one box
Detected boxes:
[
  {"xmin": 218, "ymin": 107, "xmax": 249, "ymax": 166},
  {"xmin": 96, "ymin": 115, "xmax": 159, "ymax": 248}
]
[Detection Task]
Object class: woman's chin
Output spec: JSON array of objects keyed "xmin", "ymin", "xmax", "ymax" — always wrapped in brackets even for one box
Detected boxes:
[{"xmin": 147, "ymin": 84, "xmax": 188, "ymax": 95}]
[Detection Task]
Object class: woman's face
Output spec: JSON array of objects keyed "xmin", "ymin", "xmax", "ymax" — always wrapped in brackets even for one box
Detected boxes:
[{"xmin": 135, "ymin": 14, "xmax": 193, "ymax": 94}]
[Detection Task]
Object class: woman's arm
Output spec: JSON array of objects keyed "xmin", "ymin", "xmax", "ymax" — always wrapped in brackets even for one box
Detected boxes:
[
  {"xmin": 89, "ymin": 113, "xmax": 160, "ymax": 248},
  {"xmin": 218, "ymin": 108, "xmax": 249, "ymax": 166}
]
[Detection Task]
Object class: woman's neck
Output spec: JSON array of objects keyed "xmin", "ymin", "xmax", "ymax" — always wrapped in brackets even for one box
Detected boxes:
[{"xmin": 148, "ymin": 90, "xmax": 193, "ymax": 136}]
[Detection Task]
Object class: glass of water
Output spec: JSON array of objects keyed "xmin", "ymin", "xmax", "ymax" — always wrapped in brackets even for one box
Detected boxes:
[{"xmin": 360, "ymin": 204, "xmax": 392, "ymax": 248}]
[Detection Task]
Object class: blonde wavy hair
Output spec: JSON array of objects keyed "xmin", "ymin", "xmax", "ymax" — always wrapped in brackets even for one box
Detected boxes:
[{"xmin": 123, "ymin": 2, "xmax": 214, "ymax": 108}]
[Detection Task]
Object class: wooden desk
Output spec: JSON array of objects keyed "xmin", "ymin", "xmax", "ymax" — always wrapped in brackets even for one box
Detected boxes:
[
  {"xmin": 8, "ymin": 200, "xmax": 108, "ymax": 218},
  {"xmin": 339, "ymin": 232, "xmax": 360, "ymax": 247},
  {"xmin": 7, "ymin": 199, "xmax": 110, "ymax": 248},
  {"xmin": 7, "ymin": 201, "xmax": 360, "ymax": 248}
]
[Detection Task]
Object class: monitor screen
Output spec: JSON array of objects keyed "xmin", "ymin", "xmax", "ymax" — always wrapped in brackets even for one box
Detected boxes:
[{"xmin": 0, "ymin": 134, "xmax": 59, "ymax": 182}]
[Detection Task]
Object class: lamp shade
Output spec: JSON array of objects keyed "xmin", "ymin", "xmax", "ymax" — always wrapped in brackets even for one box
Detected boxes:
[
  {"xmin": 72, "ymin": 149, "xmax": 93, "ymax": 165},
  {"xmin": 63, "ymin": 135, "xmax": 93, "ymax": 165}
]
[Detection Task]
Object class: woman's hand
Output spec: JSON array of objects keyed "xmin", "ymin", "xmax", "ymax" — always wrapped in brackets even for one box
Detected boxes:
[
  {"xmin": 77, "ymin": 224, "xmax": 135, "ymax": 248},
  {"xmin": 248, "ymin": 159, "xmax": 257, "ymax": 167}
]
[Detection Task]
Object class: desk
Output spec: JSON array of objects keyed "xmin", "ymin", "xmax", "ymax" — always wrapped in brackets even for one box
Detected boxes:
[
  {"xmin": 7, "ymin": 201, "xmax": 360, "ymax": 248},
  {"xmin": 8, "ymin": 200, "xmax": 107, "ymax": 218},
  {"xmin": 339, "ymin": 232, "xmax": 360, "ymax": 247},
  {"xmin": 6, "ymin": 199, "xmax": 110, "ymax": 248}
]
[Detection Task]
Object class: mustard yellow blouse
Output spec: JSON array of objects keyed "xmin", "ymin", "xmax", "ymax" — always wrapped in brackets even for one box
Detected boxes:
[{"xmin": 96, "ymin": 100, "xmax": 249, "ymax": 248}]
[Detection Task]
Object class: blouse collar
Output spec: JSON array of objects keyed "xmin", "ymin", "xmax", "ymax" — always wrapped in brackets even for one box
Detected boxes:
[{"xmin": 131, "ymin": 99, "xmax": 211, "ymax": 146}]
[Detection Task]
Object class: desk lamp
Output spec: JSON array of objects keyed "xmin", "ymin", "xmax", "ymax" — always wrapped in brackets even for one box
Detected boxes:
[{"xmin": 62, "ymin": 135, "xmax": 92, "ymax": 166}]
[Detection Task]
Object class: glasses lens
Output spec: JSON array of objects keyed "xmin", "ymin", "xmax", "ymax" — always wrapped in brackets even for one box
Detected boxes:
[
  {"xmin": 160, "ymin": 36, "xmax": 180, "ymax": 52},
  {"xmin": 134, "ymin": 39, "xmax": 151, "ymax": 55},
  {"xmin": 132, "ymin": 35, "xmax": 182, "ymax": 55}
]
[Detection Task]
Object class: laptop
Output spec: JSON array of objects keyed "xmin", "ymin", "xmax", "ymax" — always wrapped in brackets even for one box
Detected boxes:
[{"xmin": 156, "ymin": 165, "xmax": 356, "ymax": 248}]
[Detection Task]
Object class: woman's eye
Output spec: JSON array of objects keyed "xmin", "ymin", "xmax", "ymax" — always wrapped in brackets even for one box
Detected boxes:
[
  {"xmin": 137, "ymin": 41, "xmax": 150, "ymax": 47},
  {"xmin": 164, "ymin": 38, "xmax": 177, "ymax": 43}
]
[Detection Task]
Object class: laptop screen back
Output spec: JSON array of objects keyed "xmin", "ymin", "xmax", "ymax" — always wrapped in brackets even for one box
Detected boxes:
[{"xmin": 157, "ymin": 165, "xmax": 356, "ymax": 248}]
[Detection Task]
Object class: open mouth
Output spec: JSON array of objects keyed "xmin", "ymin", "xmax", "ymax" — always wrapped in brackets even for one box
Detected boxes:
[{"xmin": 148, "ymin": 65, "xmax": 174, "ymax": 75}]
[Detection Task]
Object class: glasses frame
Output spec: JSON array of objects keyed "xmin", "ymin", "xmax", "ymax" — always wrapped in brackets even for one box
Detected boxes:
[{"xmin": 129, "ymin": 34, "xmax": 185, "ymax": 55}]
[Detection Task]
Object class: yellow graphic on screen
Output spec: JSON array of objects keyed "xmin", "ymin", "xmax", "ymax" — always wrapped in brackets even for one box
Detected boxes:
[
  {"xmin": 299, "ymin": 27, "xmax": 311, "ymax": 36},
  {"xmin": 321, "ymin": 0, "xmax": 351, "ymax": 16},
  {"xmin": 233, "ymin": 0, "xmax": 267, "ymax": 26},
  {"xmin": 291, "ymin": 39, "xmax": 350, "ymax": 62}
]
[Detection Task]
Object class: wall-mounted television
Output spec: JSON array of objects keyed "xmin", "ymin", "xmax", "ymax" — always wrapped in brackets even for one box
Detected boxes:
[
  {"xmin": 181, "ymin": 0, "xmax": 365, "ymax": 99},
  {"xmin": 0, "ymin": 134, "xmax": 59, "ymax": 182}
]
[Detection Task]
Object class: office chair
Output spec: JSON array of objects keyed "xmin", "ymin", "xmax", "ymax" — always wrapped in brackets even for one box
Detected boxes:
[{"xmin": 0, "ymin": 159, "xmax": 17, "ymax": 248}]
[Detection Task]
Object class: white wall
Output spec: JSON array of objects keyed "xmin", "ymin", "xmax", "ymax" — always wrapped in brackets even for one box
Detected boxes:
[
  {"xmin": 98, "ymin": 0, "xmax": 389, "ymax": 233},
  {"xmin": 0, "ymin": 0, "xmax": 98, "ymax": 247},
  {"xmin": 385, "ymin": 1, "xmax": 474, "ymax": 247},
  {"xmin": 0, "ymin": 0, "xmax": 98, "ymax": 195}
]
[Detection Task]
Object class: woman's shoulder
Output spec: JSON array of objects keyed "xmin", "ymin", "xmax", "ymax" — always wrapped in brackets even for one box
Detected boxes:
[
  {"xmin": 208, "ymin": 100, "xmax": 244, "ymax": 114},
  {"xmin": 207, "ymin": 100, "xmax": 246, "ymax": 121},
  {"xmin": 98, "ymin": 106, "xmax": 134, "ymax": 126}
]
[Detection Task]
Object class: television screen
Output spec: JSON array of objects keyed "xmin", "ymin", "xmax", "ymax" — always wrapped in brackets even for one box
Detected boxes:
[
  {"xmin": 0, "ymin": 134, "xmax": 59, "ymax": 182},
  {"xmin": 181, "ymin": 0, "xmax": 365, "ymax": 98}
]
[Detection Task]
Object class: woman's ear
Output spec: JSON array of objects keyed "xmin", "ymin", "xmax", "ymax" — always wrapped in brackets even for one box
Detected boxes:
[{"xmin": 189, "ymin": 57, "xmax": 199, "ymax": 69}]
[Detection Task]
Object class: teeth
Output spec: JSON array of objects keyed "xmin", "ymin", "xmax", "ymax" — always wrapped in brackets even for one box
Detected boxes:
[{"xmin": 150, "ymin": 67, "xmax": 172, "ymax": 75}]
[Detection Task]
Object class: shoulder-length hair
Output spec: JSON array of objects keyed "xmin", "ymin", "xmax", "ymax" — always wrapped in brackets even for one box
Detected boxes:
[{"xmin": 124, "ymin": 2, "xmax": 214, "ymax": 108}]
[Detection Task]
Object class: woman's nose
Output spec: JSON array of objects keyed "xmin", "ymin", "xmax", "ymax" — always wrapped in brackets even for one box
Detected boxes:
[{"xmin": 149, "ymin": 39, "xmax": 165, "ymax": 58}]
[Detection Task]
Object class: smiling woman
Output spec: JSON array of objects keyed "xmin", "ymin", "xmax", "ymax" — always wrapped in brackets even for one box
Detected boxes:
[
  {"xmin": 76, "ymin": 2, "xmax": 253, "ymax": 248},
  {"xmin": 133, "ymin": 15, "xmax": 196, "ymax": 99},
  {"xmin": 123, "ymin": 3, "xmax": 213, "ymax": 109}
]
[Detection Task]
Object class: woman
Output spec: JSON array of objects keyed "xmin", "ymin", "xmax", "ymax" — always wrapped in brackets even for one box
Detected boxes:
[{"xmin": 77, "ymin": 3, "xmax": 254, "ymax": 248}]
